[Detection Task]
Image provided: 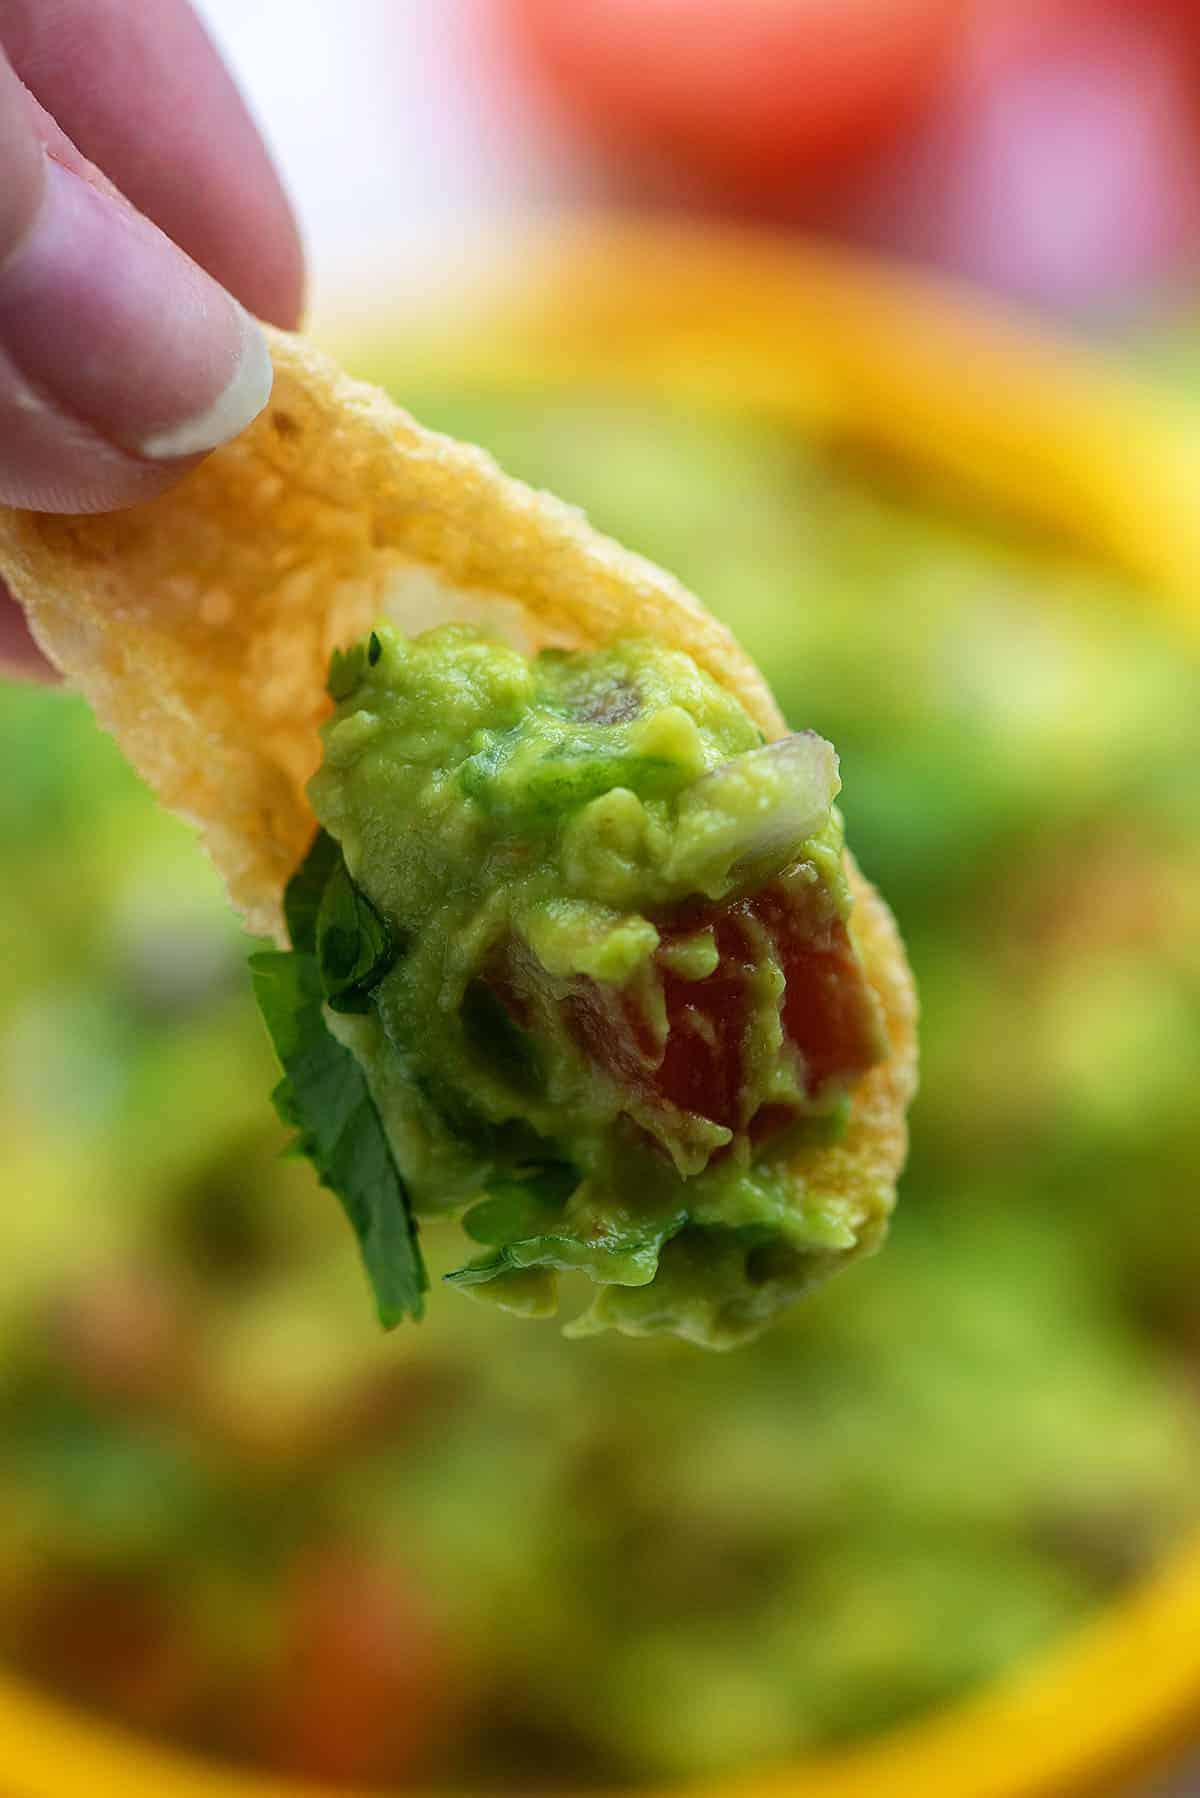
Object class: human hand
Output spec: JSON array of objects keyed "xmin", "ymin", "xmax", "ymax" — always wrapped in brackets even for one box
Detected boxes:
[{"xmin": 0, "ymin": 0, "xmax": 304, "ymax": 667}]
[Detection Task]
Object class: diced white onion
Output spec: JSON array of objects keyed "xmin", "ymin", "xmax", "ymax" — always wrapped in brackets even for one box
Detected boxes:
[{"xmin": 674, "ymin": 731, "xmax": 840, "ymax": 877}]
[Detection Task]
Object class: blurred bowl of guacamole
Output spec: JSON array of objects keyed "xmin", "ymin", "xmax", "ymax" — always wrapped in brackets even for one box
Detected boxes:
[{"xmin": 1, "ymin": 222, "xmax": 1199, "ymax": 1798}]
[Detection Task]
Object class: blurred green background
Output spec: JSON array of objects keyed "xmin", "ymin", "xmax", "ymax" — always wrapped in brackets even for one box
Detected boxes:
[{"xmin": 1, "ymin": 371, "xmax": 1198, "ymax": 1789}]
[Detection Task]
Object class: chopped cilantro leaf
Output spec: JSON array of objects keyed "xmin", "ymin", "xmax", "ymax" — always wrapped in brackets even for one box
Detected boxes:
[
  {"xmin": 327, "ymin": 641, "xmax": 370, "ymax": 702},
  {"xmin": 462, "ymin": 1162, "xmax": 580, "ymax": 1246},
  {"xmin": 252, "ymin": 950, "xmax": 426, "ymax": 1325},
  {"xmin": 283, "ymin": 828, "xmax": 341, "ymax": 955},
  {"xmin": 316, "ymin": 858, "xmax": 397, "ymax": 1014},
  {"xmin": 250, "ymin": 834, "xmax": 426, "ymax": 1327}
]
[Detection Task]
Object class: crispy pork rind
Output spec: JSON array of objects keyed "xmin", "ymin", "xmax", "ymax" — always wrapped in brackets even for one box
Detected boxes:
[{"xmin": 0, "ymin": 327, "xmax": 916, "ymax": 1230}]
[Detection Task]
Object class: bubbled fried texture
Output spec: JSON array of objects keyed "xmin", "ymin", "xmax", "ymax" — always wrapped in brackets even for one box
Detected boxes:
[
  {"xmin": 817, "ymin": 849, "xmax": 917, "ymax": 1241},
  {"xmin": 0, "ymin": 326, "xmax": 915, "ymax": 1220}
]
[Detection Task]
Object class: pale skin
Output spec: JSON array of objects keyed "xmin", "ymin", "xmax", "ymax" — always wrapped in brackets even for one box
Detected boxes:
[{"xmin": 0, "ymin": 0, "xmax": 305, "ymax": 670}]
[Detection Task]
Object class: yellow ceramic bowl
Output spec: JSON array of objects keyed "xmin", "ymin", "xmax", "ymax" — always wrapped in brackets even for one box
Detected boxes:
[{"xmin": 5, "ymin": 220, "xmax": 1200, "ymax": 1798}]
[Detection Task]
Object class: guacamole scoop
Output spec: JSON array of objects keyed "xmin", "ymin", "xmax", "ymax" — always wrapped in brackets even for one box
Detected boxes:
[
  {"xmin": 252, "ymin": 622, "xmax": 891, "ymax": 1346},
  {"xmin": 0, "ymin": 329, "xmax": 915, "ymax": 1348}
]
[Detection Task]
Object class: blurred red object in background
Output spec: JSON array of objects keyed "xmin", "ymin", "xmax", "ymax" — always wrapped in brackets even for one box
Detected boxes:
[
  {"xmin": 263, "ymin": 1544, "xmax": 454, "ymax": 1785},
  {"xmin": 498, "ymin": 0, "xmax": 1200, "ymax": 309},
  {"xmin": 501, "ymin": 0, "xmax": 970, "ymax": 197},
  {"xmin": 849, "ymin": 0, "xmax": 1200, "ymax": 308}
]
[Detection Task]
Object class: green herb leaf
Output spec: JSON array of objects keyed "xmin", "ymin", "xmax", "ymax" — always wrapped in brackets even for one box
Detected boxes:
[
  {"xmin": 316, "ymin": 858, "xmax": 397, "ymax": 1014},
  {"xmin": 462, "ymin": 1162, "xmax": 580, "ymax": 1246},
  {"xmin": 283, "ymin": 828, "xmax": 342, "ymax": 955},
  {"xmin": 251, "ymin": 949, "xmax": 427, "ymax": 1326},
  {"xmin": 448, "ymin": 1196, "xmax": 685, "ymax": 1292},
  {"xmin": 327, "ymin": 640, "xmax": 370, "ymax": 702}
]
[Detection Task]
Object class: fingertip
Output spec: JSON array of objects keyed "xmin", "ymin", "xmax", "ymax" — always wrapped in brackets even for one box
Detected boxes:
[
  {"xmin": 0, "ymin": 154, "xmax": 276, "ymax": 514},
  {"xmin": 229, "ymin": 185, "xmax": 307, "ymax": 333},
  {"xmin": 0, "ymin": 159, "xmax": 273, "ymax": 468},
  {"xmin": 0, "ymin": 576, "xmax": 53, "ymax": 680},
  {"xmin": 0, "ymin": 0, "xmax": 309, "ymax": 330},
  {"xmin": 0, "ymin": 46, "xmax": 46, "ymax": 257},
  {"xmin": 0, "ymin": 358, "xmax": 205, "ymax": 512}
]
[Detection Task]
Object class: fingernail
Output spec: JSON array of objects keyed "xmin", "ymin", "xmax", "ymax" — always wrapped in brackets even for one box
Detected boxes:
[
  {"xmin": 0, "ymin": 157, "xmax": 273, "ymax": 462},
  {"xmin": 137, "ymin": 305, "xmax": 273, "ymax": 459}
]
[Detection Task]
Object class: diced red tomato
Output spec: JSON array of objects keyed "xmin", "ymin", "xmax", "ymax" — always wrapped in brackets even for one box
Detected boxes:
[
  {"xmin": 494, "ymin": 869, "xmax": 883, "ymax": 1161},
  {"xmin": 654, "ymin": 911, "xmax": 756, "ymax": 1132},
  {"xmin": 18, "ymin": 1572, "xmax": 205, "ymax": 1734},
  {"xmin": 263, "ymin": 1545, "xmax": 454, "ymax": 1785},
  {"xmin": 751, "ymin": 882, "xmax": 887, "ymax": 1094},
  {"xmin": 50, "ymin": 1270, "xmax": 192, "ymax": 1409},
  {"xmin": 650, "ymin": 884, "xmax": 884, "ymax": 1140}
]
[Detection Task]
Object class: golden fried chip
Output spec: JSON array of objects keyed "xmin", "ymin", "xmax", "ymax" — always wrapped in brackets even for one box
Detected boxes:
[{"xmin": 0, "ymin": 327, "xmax": 915, "ymax": 1235}]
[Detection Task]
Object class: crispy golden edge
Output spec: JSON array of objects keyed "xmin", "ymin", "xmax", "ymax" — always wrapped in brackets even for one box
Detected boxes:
[
  {"xmin": 826, "ymin": 856, "xmax": 918, "ymax": 1235},
  {"xmin": 0, "ymin": 325, "xmax": 915, "ymax": 1217}
]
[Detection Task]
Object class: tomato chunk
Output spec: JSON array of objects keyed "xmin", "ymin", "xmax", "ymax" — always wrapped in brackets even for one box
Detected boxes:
[
  {"xmin": 753, "ymin": 882, "xmax": 887, "ymax": 1094},
  {"xmin": 655, "ymin": 911, "xmax": 753, "ymax": 1131},
  {"xmin": 263, "ymin": 1545, "xmax": 454, "ymax": 1785},
  {"xmin": 490, "ymin": 868, "xmax": 884, "ymax": 1162},
  {"xmin": 652, "ymin": 882, "xmax": 884, "ymax": 1141}
]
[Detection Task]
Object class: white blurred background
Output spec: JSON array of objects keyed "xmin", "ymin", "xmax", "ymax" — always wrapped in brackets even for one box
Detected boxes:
[{"xmin": 193, "ymin": 0, "xmax": 594, "ymax": 321}]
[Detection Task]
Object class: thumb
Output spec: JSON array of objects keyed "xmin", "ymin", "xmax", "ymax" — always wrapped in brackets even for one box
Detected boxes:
[{"xmin": 0, "ymin": 51, "xmax": 273, "ymax": 514}]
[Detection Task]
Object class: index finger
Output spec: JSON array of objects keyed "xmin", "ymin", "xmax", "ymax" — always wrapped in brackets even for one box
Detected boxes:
[{"xmin": 0, "ymin": 0, "xmax": 304, "ymax": 329}]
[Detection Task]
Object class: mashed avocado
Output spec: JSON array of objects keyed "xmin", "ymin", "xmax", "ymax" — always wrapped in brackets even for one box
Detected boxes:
[{"xmin": 289, "ymin": 624, "xmax": 886, "ymax": 1347}]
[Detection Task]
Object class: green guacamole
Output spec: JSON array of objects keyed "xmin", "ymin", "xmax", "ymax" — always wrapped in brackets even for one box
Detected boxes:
[{"xmin": 293, "ymin": 626, "xmax": 885, "ymax": 1347}]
